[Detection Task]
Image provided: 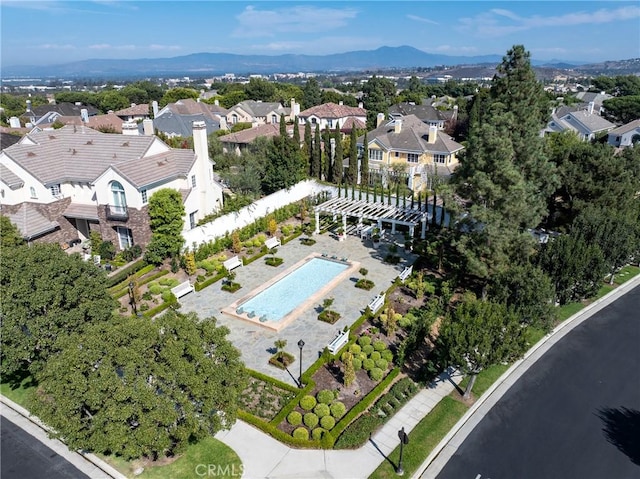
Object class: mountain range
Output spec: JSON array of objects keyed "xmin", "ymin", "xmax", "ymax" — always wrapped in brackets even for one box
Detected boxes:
[{"xmin": 1, "ymin": 45, "xmax": 590, "ymax": 79}]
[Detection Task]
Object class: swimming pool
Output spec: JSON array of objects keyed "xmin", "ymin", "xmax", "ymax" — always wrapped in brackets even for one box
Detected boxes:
[{"xmin": 223, "ymin": 254, "xmax": 359, "ymax": 331}]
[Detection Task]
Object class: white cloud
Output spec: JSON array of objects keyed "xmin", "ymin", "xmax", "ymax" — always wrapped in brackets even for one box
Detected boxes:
[
  {"xmin": 89, "ymin": 43, "xmax": 112, "ymax": 50},
  {"xmin": 247, "ymin": 36, "xmax": 381, "ymax": 55},
  {"xmin": 459, "ymin": 6, "xmax": 640, "ymax": 37},
  {"xmin": 38, "ymin": 43, "xmax": 76, "ymax": 50},
  {"xmin": 233, "ymin": 5, "xmax": 358, "ymax": 38},
  {"xmin": 432, "ymin": 45, "xmax": 479, "ymax": 54},
  {"xmin": 407, "ymin": 14, "xmax": 438, "ymax": 25},
  {"xmin": 148, "ymin": 44, "xmax": 181, "ymax": 51}
]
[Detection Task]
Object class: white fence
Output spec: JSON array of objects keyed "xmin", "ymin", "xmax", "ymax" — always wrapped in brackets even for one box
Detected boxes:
[{"xmin": 183, "ymin": 180, "xmax": 336, "ymax": 249}]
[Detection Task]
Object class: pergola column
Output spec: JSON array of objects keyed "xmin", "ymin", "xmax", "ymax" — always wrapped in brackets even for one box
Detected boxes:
[
  {"xmin": 315, "ymin": 211, "xmax": 320, "ymax": 234},
  {"xmin": 391, "ymin": 220, "xmax": 396, "ymax": 234},
  {"xmin": 421, "ymin": 218, "xmax": 427, "ymax": 239},
  {"xmin": 342, "ymin": 214, "xmax": 347, "ymax": 233}
]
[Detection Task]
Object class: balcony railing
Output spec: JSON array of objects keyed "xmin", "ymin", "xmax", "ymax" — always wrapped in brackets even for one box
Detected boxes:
[{"xmin": 106, "ymin": 204, "xmax": 129, "ymax": 221}]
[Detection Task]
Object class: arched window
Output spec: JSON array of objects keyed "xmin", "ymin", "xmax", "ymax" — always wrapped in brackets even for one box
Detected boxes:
[
  {"xmin": 30, "ymin": 186, "xmax": 37, "ymax": 198},
  {"xmin": 110, "ymin": 181, "xmax": 127, "ymax": 214}
]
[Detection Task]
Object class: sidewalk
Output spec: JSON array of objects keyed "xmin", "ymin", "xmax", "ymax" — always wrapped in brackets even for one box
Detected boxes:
[
  {"xmin": 215, "ymin": 368, "xmax": 462, "ymax": 479},
  {"xmin": 0, "ymin": 396, "xmax": 126, "ymax": 479}
]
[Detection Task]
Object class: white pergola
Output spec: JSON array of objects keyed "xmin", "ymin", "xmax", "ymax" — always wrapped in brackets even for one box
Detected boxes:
[{"xmin": 313, "ymin": 197, "xmax": 430, "ymax": 239}]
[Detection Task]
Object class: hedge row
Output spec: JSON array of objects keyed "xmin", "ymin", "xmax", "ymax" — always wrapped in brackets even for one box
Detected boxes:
[
  {"xmin": 247, "ymin": 368, "xmax": 301, "ymax": 394},
  {"xmin": 238, "ymin": 409, "xmax": 328, "ymax": 449},
  {"xmin": 142, "ymin": 300, "xmax": 176, "ymax": 318},
  {"xmin": 194, "ymin": 271, "xmax": 227, "ymax": 292},
  {"xmin": 111, "ymin": 269, "xmax": 169, "ymax": 299},
  {"xmin": 107, "ymin": 260, "xmax": 151, "ymax": 290}
]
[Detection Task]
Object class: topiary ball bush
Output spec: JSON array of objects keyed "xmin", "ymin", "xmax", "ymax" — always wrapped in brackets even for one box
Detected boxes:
[
  {"xmin": 314, "ymin": 403, "xmax": 330, "ymax": 418},
  {"xmin": 373, "ymin": 340, "xmax": 386, "ymax": 352},
  {"xmin": 304, "ymin": 412, "xmax": 319, "ymax": 428},
  {"xmin": 369, "ymin": 367, "xmax": 384, "ymax": 381},
  {"xmin": 300, "ymin": 395, "xmax": 317, "ymax": 411},
  {"xmin": 370, "ymin": 351, "xmax": 381, "ymax": 362},
  {"xmin": 358, "ymin": 336, "xmax": 372, "ymax": 347},
  {"xmin": 362, "ymin": 344, "xmax": 374, "ymax": 356},
  {"xmin": 287, "ymin": 411, "xmax": 302, "ymax": 426},
  {"xmin": 375, "ymin": 358, "xmax": 389, "ymax": 370},
  {"xmin": 317, "ymin": 389, "xmax": 335, "ymax": 404},
  {"xmin": 352, "ymin": 358, "xmax": 362, "ymax": 370},
  {"xmin": 349, "ymin": 344, "xmax": 362, "ymax": 355},
  {"xmin": 320, "ymin": 415, "xmax": 335, "ymax": 430},
  {"xmin": 311, "ymin": 427, "xmax": 326, "ymax": 441},
  {"xmin": 293, "ymin": 427, "xmax": 309, "ymax": 440},
  {"xmin": 363, "ymin": 358, "xmax": 375, "ymax": 371},
  {"xmin": 330, "ymin": 401, "xmax": 346, "ymax": 419},
  {"xmin": 381, "ymin": 349, "xmax": 394, "ymax": 362}
]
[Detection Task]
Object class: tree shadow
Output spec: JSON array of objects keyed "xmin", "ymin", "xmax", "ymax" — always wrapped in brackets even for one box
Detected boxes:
[
  {"xmin": 596, "ymin": 406, "xmax": 640, "ymax": 466},
  {"xmin": 369, "ymin": 437, "xmax": 397, "ymax": 470},
  {"xmin": 1, "ymin": 369, "xmax": 36, "ymax": 390}
]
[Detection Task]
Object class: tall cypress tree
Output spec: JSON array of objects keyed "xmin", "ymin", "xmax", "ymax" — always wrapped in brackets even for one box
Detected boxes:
[
  {"xmin": 312, "ymin": 123, "xmax": 321, "ymax": 179},
  {"xmin": 361, "ymin": 131, "xmax": 369, "ymax": 187},
  {"xmin": 293, "ymin": 119, "xmax": 300, "ymax": 147},
  {"xmin": 303, "ymin": 121, "xmax": 312, "ymax": 176},
  {"xmin": 347, "ymin": 127, "xmax": 358, "ymax": 185},
  {"xmin": 333, "ymin": 127, "xmax": 343, "ymax": 185},
  {"xmin": 323, "ymin": 127, "xmax": 332, "ymax": 181}
]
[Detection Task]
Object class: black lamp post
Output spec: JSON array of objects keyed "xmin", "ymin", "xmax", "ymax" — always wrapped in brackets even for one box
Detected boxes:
[
  {"xmin": 297, "ymin": 339, "xmax": 305, "ymax": 388},
  {"xmin": 128, "ymin": 281, "xmax": 137, "ymax": 316},
  {"xmin": 397, "ymin": 426, "xmax": 409, "ymax": 475}
]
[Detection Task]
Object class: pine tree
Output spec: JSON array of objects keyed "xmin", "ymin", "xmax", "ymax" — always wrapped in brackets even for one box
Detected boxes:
[
  {"xmin": 293, "ymin": 120, "xmax": 300, "ymax": 147},
  {"xmin": 342, "ymin": 351, "xmax": 356, "ymax": 387},
  {"xmin": 333, "ymin": 127, "xmax": 343, "ymax": 185}
]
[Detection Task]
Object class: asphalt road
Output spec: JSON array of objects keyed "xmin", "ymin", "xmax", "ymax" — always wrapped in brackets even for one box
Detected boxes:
[
  {"xmin": 436, "ymin": 285, "xmax": 640, "ymax": 479},
  {"xmin": 1, "ymin": 415, "xmax": 90, "ymax": 479}
]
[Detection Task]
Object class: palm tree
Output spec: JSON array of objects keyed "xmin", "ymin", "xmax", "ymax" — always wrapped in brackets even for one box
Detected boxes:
[{"xmin": 274, "ymin": 338, "xmax": 287, "ymax": 360}]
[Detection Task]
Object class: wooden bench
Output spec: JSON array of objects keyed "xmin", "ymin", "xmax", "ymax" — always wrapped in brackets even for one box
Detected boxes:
[
  {"xmin": 171, "ymin": 280, "xmax": 194, "ymax": 302},
  {"xmin": 223, "ymin": 255, "xmax": 243, "ymax": 271},
  {"xmin": 367, "ymin": 293, "xmax": 386, "ymax": 315},
  {"xmin": 264, "ymin": 236, "xmax": 281, "ymax": 249},
  {"xmin": 398, "ymin": 265, "xmax": 413, "ymax": 283},
  {"xmin": 327, "ymin": 330, "xmax": 349, "ymax": 354}
]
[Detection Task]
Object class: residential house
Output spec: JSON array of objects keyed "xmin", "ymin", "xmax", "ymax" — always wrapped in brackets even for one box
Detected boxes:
[
  {"xmin": 358, "ymin": 115, "xmax": 464, "ymax": 191},
  {"xmin": 225, "ymin": 100, "xmax": 288, "ymax": 127},
  {"xmin": 297, "ymin": 102, "xmax": 366, "ymax": 132},
  {"xmin": 218, "ymin": 123, "xmax": 307, "ymax": 155},
  {"xmin": 114, "ymin": 103, "xmax": 151, "ymax": 122},
  {"xmin": 151, "ymin": 98, "xmax": 227, "ymax": 138},
  {"xmin": 544, "ymin": 102, "xmax": 616, "ymax": 141},
  {"xmin": 0, "ymin": 121, "xmax": 223, "ymax": 249},
  {"xmin": 20, "ymin": 101, "xmax": 99, "ymax": 128},
  {"xmin": 607, "ymin": 119, "xmax": 640, "ymax": 148},
  {"xmin": 46, "ymin": 113, "xmax": 125, "ymax": 133},
  {"xmin": 388, "ymin": 102, "xmax": 447, "ymax": 129}
]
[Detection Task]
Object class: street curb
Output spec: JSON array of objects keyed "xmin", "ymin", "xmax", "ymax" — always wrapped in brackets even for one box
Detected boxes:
[
  {"xmin": 0, "ymin": 395, "xmax": 128, "ymax": 479},
  {"xmin": 412, "ymin": 273, "xmax": 640, "ymax": 479}
]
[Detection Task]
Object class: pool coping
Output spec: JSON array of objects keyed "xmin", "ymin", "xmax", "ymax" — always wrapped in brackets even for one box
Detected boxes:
[{"xmin": 221, "ymin": 252, "xmax": 360, "ymax": 332}]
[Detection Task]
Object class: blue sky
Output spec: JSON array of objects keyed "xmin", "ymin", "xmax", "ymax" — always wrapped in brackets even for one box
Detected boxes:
[{"xmin": 1, "ymin": 1, "xmax": 639, "ymax": 67}]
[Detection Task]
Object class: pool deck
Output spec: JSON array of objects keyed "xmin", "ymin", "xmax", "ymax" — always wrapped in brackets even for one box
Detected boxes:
[{"xmin": 179, "ymin": 231, "xmax": 417, "ymax": 386}]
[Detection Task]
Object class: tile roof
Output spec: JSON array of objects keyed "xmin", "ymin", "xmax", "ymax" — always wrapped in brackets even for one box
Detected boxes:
[
  {"xmin": 2, "ymin": 125, "xmax": 196, "ymax": 188},
  {"xmin": 0, "ymin": 163, "xmax": 24, "ymax": 188},
  {"xmin": 53, "ymin": 113, "xmax": 124, "ymax": 133},
  {"xmin": 151, "ymin": 112, "xmax": 220, "ymax": 138},
  {"xmin": 114, "ymin": 103, "xmax": 150, "ymax": 116},
  {"xmin": 232, "ymin": 100, "xmax": 285, "ymax": 118},
  {"xmin": 219, "ymin": 124, "xmax": 280, "ymax": 144},
  {"xmin": 23, "ymin": 103, "xmax": 99, "ymax": 119},
  {"xmin": 388, "ymin": 103, "xmax": 445, "ymax": 122},
  {"xmin": 0, "ymin": 132, "xmax": 22, "ymax": 150},
  {"xmin": 361, "ymin": 115, "xmax": 464, "ymax": 154},
  {"xmin": 8, "ymin": 203, "xmax": 59, "ymax": 240},
  {"xmin": 561, "ymin": 110, "xmax": 616, "ymax": 133},
  {"xmin": 340, "ymin": 117, "xmax": 366, "ymax": 131},
  {"xmin": 62, "ymin": 203, "xmax": 99, "ymax": 220},
  {"xmin": 299, "ymin": 102, "xmax": 366, "ymax": 119},
  {"xmin": 608, "ymin": 119, "xmax": 640, "ymax": 135}
]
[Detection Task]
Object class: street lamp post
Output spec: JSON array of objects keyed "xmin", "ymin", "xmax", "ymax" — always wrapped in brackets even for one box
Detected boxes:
[
  {"xmin": 397, "ymin": 426, "xmax": 409, "ymax": 475},
  {"xmin": 297, "ymin": 339, "xmax": 305, "ymax": 388},
  {"xmin": 128, "ymin": 281, "xmax": 137, "ymax": 316}
]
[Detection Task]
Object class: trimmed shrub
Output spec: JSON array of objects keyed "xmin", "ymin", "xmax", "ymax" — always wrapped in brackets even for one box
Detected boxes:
[
  {"xmin": 349, "ymin": 344, "xmax": 361, "ymax": 355},
  {"xmin": 375, "ymin": 358, "xmax": 389, "ymax": 370},
  {"xmin": 317, "ymin": 389, "xmax": 335, "ymax": 405},
  {"xmin": 293, "ymin": 427, "xmax": 309, "ymax": 440},
  {"xmin": 304, "ymin": 412, "xmax": 319, "ymax": 428},
  {"xmin": 370, "ymin": 351, "xmax": 381, "ymax": 362},
  {"xmin": 320, "ymin": 415, "xmax": 335, "ymax": 430},
  {"xmin": 312, "ymin": 428, "xmax": 326, "ymax": 441},
  {"xmin": 334, "ymin": 413, "xmax": 381, "ymax": 449},
  {"xmin": 287, "ymin": 411, "xmax": 302, "ymax": 426},
  {"xmin": 362, "ymin": 344, "xmax": 374, "ymax": 356},
  {"xmin": 148, "ymin": 284, "xmax": 163, "ymax": 295},
  {"xmin": 369, "ymin": 367, "xmax": 384, "ymax": 381},
  {"xmin": 363, "ymin": 358, "xmax": 375, "ymax": 371},
  {"xmin": 373, "ymin": 340, "xmax": 386, "ymax": 352},
  {"xmin": 330, "ymin": 402, "xmax": 346, "ymax": 419},
  {"xmin": 314, "ymin": 403, "xmax": 330, "ymax": 418},
  {"xmin": 352, "ymin": 358, "xmax": 362, "ymax": 370},
  {"xmin": 300, "ymin": 395, "xmax": 317, "ymax": 411},
  {"xmin": 358, "ymin": 336, "xmax": 371, "ymax": 347},
  {"xmin": 381, "ymin": 349, "xmax": 394, "ymax": 362}
]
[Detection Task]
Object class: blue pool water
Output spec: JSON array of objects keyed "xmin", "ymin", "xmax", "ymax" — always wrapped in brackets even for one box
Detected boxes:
[{"xmin": 239, "ymin": 257, "xmax": 348, "ymax": 322}]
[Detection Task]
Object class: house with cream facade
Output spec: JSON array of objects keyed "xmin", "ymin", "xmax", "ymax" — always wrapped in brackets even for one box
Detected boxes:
[
  {"xmin": 358, "ymin": 115, "xmax": 464, "ymax": 191},
  {"xmin": 0, "ymin": 121, "xmax": 223, "ymax": 249}
]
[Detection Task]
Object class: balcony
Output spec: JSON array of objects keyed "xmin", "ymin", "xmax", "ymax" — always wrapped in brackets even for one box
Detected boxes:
[{"xmin": 106, "ymin": 204, "xmax": 129, "ymax": 221}]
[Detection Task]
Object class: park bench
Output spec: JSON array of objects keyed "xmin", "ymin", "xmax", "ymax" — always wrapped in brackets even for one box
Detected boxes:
[
  {"xmin": 171, "ymin": 280, "xmax": 194, "ymax": 302},
  {"xmin": 264, "ymin": 236, "xmax": 281, "ymax": 249},
  {"xmin": 367, "ymin": 292, "xmax": 386, "ymax": 315},
  {"xmin": 398, "ymin": 265, "xmax": 413, "ymax": 283},
  {"xmin": 327, "ymin": 330, "xmax": 349, "ymax": 354},
  {"xmin": 224, "ymin": 255, "xmax": 243, "ymax": 271}
]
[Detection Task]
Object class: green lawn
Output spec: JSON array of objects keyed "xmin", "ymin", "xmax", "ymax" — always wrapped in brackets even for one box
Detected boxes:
[
  {"xmin": 556, "ymin": 301, "xmax": 585, "ymax": 322},
  {"xmin": 369, "ymin": 397, "xmax": 467, "ymax": 479},
  {"xmin": 0, "ymin": 376, "xmax": 36, "ymax": 407},
  {"xmin": 613, "ymin": 265, "xmax": 640, "ymax": 285},
  {"xmin": 102, "ymin": 437, "xmax": 242, "ymax": 479}
]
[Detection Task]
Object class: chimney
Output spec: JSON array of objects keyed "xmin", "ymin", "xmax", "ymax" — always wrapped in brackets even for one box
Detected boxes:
[
  {"xmin": 80, "ymin": 108, "xmax": 89, "ymax": 123},
  {"xmin": 453, "ymin": 105, "xmax": 458, "ymax": 121},
  {"xmin": 291, "ymin": 98, "xmax": 300, "ymax": 117},
  {"xmin": 142, "ymin": 119, "xmax": 154, "ymax": 136},
  {"xmin": 192, "ymin": 120, "xmax": 215, "ymax": 216},
  {"xmin": 394, "ymin": 119, "xmax": 402, "ymax": 134},
  {"xmin": 152, "ymin": 101, "xmax": 159, "ymax": 117},
  {"xmin": 290, "ymin": 98, "xmax": 296, "ymax": 122},
  {"xmin": 428, "ymin": 125, "xmax": 438, "ymax": 144},
  {"xmin": 588, "ymin": 101, "xmax": 595, "ymax": 114},
  {"xmin": 131, "ymin": 103, "xmax": 136, "ymax": 108},
  {"xmin": 214, "ymin": 99, "xmax": 219, "ymax": 106},
  {"xmin": 122, "ymin": 121, "xmax": 139, "ymax": 136},
  {"xmin": 339, "ymin": 101, "xmax": 344, "ymax": 106},
  {"xmin": 9, "ymin": 117, "xmax": 20, "ymax": 128},
  {"xmin": 75, "ymin": 102, "xmax": 82, "ymax": 106},
  {"xmin": 26, "ymin": 100, "xmax": 32, "ymax": 112},
  {"xmin": 218, "ymin": 116, "xmax": 228, "ymax": 131},
  {"xmin": 376, "ymin": 113, "xmax": 385, "ymax": 128},
  {"xmin": 358, "ymin": 102, "xmax": 363, "ymax": 109}
]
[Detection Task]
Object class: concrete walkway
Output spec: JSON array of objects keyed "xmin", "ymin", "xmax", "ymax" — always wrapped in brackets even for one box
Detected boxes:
[{"xmin": 215, "ymin": 368, "xmax": 463, "ymax": 479}]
